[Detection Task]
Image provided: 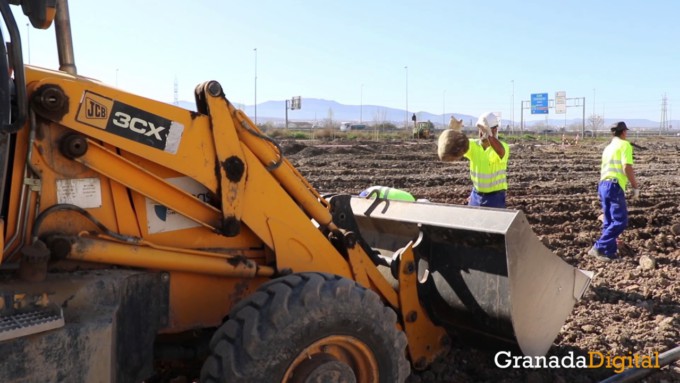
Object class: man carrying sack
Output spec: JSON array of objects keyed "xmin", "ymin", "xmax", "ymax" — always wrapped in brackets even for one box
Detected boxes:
[{"xmin": 437, "ymin": 112, "xmax": 509, "ymax": 208}]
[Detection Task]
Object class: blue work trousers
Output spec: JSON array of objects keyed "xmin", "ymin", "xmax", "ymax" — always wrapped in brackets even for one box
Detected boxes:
[
  {"xmin": 469, "ymin": 189, "xmax": 506, "ymax": 208},
  {"xmin": 594, "ymin": 180, "xmax": 628, "ymax": 256}
]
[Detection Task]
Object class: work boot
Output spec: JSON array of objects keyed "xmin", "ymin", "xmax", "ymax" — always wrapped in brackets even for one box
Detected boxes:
[{"xmin": 588, "ymin": 246, "xmax": 619, "ymax": 262}]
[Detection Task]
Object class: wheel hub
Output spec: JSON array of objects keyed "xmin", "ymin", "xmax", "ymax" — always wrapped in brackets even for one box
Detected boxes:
[
  {"xmin": 292, "ymin": 355, "xmax": 357, "ymax": 383},
  {"xmin": 284, "ymin": 335, "xmax": 378, "ymax": 383}
]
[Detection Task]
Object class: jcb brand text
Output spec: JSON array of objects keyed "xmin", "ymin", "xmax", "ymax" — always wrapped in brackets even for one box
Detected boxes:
[
  {"xmin": 86, "ymin": 100, "xmax": 107, "ymax": 119},
  {"xmin": 112, "ymin": 112, "xmax": 165, "ymax": 140}
]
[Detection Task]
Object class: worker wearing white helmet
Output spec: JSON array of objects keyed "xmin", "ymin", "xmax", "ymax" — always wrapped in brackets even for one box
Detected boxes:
[{"xmin": 463, "ymin": 112, "xmax": 510, "ymax": 208}]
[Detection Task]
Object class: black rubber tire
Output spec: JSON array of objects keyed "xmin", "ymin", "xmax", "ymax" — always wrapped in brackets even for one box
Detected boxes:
[{"xmin": 200, "ymin": 272, "xmax": 410, "ymax": 383}]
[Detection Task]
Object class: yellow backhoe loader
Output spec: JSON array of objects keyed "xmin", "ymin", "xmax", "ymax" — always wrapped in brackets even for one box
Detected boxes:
[{"xmin": 0, "ymin": 1, "xmax": 592, "ymax": 382}]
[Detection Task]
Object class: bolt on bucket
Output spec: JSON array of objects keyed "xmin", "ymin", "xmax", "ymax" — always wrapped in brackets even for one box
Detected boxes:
[{"xmin": 345, "ymin": 197, "xmax": 593, "ymax": 357}]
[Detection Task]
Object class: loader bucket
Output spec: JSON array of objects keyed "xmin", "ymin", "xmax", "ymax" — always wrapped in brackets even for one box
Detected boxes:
[{"xmin": 343, "ymin": 197, "xmax": 592, "ymax": 357}]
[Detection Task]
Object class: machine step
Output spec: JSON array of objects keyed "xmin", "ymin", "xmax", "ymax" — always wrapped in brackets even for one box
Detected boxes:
[{"xmin": 0, "ymin": 305, "xmax": 64, "ymax": 341}]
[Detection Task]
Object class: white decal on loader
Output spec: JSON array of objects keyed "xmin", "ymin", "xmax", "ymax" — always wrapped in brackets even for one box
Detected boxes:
[
  {"xmin": 146, "ymin": 177, "xmax": 208, "ymax": 234},
  {"xmin": 56, "ymin": 178, "xmax": 102, "ymax": 209},
  {"xmin": 164, "ymin": 121, "xmax": 184, "ymax": 154}
]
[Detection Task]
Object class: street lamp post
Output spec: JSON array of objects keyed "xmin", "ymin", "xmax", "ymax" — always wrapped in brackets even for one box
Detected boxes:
[
  {"xmin": 511, "ymin": 80, "xmax": 515, "ymax": 132},
  {"xmin": 442, "ymin": 90, "xmax": 446, "ymax": 127},
  {"xmin": 254, "ymin": 48, "xmax": 258, "ymax": 125},
  {"xmin": 592, "ymin": 88, "xmax": 597, "ymax": 132},
  {"xmin": 26, "ymin": 23, "xmax": 30, "ymax": 64},
  {"xmin": 360, "ymin": 83, "xmax": 364, "ymax": 124},
  {"xmin": 404, "ymin": 66, "xmax": 408, "ymax": 129}
]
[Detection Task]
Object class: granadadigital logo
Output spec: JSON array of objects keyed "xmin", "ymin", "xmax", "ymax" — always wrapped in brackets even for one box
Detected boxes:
[{"xmin": 494, "ymin": 350, "xmax": 660, "ymax": 374}]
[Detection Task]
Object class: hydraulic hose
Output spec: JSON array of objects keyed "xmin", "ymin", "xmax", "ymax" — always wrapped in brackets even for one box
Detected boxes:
[
  {"xmin": 0, "ymin": 0, "xmax": 27, "ymax": 133},
  {"xmin": 32, "ymin": 204, "xmax": 141, "ymax": 244}
]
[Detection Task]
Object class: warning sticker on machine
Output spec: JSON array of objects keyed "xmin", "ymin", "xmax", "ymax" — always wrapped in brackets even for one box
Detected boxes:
[
  {"xmin": 76, "ymin": 91, "xmax": 184, "ymax": 154},
  {"xmin": 56, "ymin": 178, "xmax": 102, "ymax": 209},
  {"xmin": 146, "ymin": 177, "xmax": 208, "ymax": 234}
]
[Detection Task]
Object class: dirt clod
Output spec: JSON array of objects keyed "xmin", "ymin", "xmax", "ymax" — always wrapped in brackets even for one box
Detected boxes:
[{"xmin": 639, "ymin": 254, "xmax": 657, "ymax": 270}]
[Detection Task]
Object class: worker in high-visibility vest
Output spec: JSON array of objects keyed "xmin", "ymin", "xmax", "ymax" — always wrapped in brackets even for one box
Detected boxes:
[
  {"xmin": 588, "ymin": 121, "xmax": 640, "ymax": 261},
  {"xmin": 463, "ymin": 112, "xmax": 510, "ymax": 208}
]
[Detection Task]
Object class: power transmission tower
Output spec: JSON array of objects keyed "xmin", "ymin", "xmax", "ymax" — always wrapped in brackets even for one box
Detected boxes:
[
  {"xmin": 660, "ymin": 93, "xmax": 668, "ymax": 135},
  {"xmin": 174, "ymin": 77, "xmax": 179, "ymax": 106}
]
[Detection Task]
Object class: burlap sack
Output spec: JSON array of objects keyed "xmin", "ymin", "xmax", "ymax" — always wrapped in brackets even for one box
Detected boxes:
[
  {"xmin": 448, "ymin": 117, "xmax": 463, "ymax": 132},
  {"xmin": 437, "ymin": 129, "xmax": 469, "ymax": 161}
]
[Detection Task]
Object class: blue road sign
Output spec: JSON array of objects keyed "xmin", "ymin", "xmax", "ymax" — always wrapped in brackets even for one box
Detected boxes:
[{"xmin": 531, "ymin": 93, "xmax": 549, "ymax": 114}]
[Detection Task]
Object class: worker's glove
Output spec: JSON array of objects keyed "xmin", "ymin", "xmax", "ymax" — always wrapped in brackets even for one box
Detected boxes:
[
  {"xmin": 477, "ymin": 124, "xmax": 491, "ymax": 140},
  {"xmin": 631, "ymin": 188, "xmax": 640, "ymax": 200}
]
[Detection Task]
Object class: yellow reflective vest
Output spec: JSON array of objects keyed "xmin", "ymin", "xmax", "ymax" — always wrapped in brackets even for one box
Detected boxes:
[
  {"xmin": 464, "ymin": 139, "xmax": 510, "ymax": 193},
  {"xmin": 600, "ymin": 137, "xmax": 634, "ymax": 191}
]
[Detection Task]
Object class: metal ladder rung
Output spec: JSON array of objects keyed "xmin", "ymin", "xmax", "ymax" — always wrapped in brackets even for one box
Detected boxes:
[{"xmin": 0, "ymin": 306, "xmax": 65, "ymax": 342}]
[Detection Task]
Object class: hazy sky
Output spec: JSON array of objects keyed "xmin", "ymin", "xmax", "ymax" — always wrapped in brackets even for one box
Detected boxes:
[{"xmin": 11, "ymin": 0, "xmax": 680, "ymax": 122}]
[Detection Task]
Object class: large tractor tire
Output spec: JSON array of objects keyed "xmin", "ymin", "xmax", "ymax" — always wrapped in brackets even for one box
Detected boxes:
[{"xmin": 200, "ymin": 272, "xmax": 410, "ymax": 383}]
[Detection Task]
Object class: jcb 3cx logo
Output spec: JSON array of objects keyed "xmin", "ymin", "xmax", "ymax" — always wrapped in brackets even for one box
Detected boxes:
[
  {"xmin": 76, "ymin": 90, "xmax": 183, "ymax": 154},
  {"xmin": 112, "ymin": 111, "xmax": 165, "ymax": 141},
  {"xmin": 85, "ymin": 97, "xmax": 108, "ymax": 119}
]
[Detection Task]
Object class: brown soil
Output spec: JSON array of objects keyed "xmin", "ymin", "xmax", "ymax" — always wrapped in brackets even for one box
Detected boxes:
[{"xmin": 283, "ymin": 135, "xmax": 680, "ymax": 383}]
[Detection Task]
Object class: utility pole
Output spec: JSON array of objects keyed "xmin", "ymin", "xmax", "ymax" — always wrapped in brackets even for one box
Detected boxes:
[
  {"xmin": 520, "ymin": 100, "xmax": 524, "ymax": 132},
  {"xmin": 660, "ymin": 93, "xmax": 668, "ymax": 135},
  {"xmin": 511, "ymin": 80, "xmax": 515, "ymax": 132},
  {"xmin": 173, "ymin": 76, "xmax": 178, "ymax": 105},
  {"xmin": 254, "ymin": 48, "xmax": 258, "ymax": 125},
  {"xmin": 360, "ymin": 83, "xmax": 364, "ymax": 124},
  {"xmin": 592, "ymin": 88, "xmax": 597, "ymax": 132},
  {"xmin": 26, "ymin": 23, "xmax": 30, "ymax": 64},
  {"xmin": 404, "ymin": 66, "xmax": 408, "ymax": 129},
  {"xmin": 442, "ymin": 90, "xmax": 446, "ymax": 127},
  {"xmin": 582, "ymin": 97, "xmax": 586, "ymax": 138}
]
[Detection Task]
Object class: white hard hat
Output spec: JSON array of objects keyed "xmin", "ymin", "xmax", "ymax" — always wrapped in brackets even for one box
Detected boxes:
[{"xmin": 476, "ymin": 112, "xmax": 498, "ymax": 129}]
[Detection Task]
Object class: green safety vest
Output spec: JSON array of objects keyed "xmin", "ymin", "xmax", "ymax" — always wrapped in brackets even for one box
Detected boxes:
[
  {"xmin": 464, "ymin": 139, "xmax": 509, "ymax": 193},
  {"xmin": 360, "ymin": 186, "xmax": 415, "ymax": 201},
  {"xmin": 600, "ymin": 137, "xmax": 634, "ymax": 191}
]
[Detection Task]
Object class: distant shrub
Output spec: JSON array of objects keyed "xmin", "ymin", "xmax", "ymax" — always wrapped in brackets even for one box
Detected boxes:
[
  {"xmin": 267, "ymin": 129, "xmax": 285, "ymax": 138},
  {"xmin": 263, "ymin": 126, "xmax": 424, "ymax": 141},
  {"xmin": 371, "ymin": 122, "xmax": 398, "ymax": 131},
  {"xmin": 290, "ymin": 132, "xmax": 309, "ymax": 139},
  {"xmin": 313, "ymin": 128, "xmax": 334, "ymax": 140}
]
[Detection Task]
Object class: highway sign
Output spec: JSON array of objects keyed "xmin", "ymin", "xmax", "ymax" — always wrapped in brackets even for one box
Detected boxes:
[
  {"xmin": 555, "ymin": 91, "xmax": 566, "ymax": 114},
  {"xmin": 531, "ymin": 93, "xmax": 549, "ymax": 114}
]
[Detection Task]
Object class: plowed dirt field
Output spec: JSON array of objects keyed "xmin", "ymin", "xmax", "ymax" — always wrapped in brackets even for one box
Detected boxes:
[{"xmin": 284, "ymin": 134, "xmax": 680, "ymax": 383}]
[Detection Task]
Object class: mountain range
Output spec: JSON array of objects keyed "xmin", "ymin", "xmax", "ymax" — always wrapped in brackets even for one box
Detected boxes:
[{"xmin": 176, "ymin": 98, "xmax": 676, "ymax": 130}]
